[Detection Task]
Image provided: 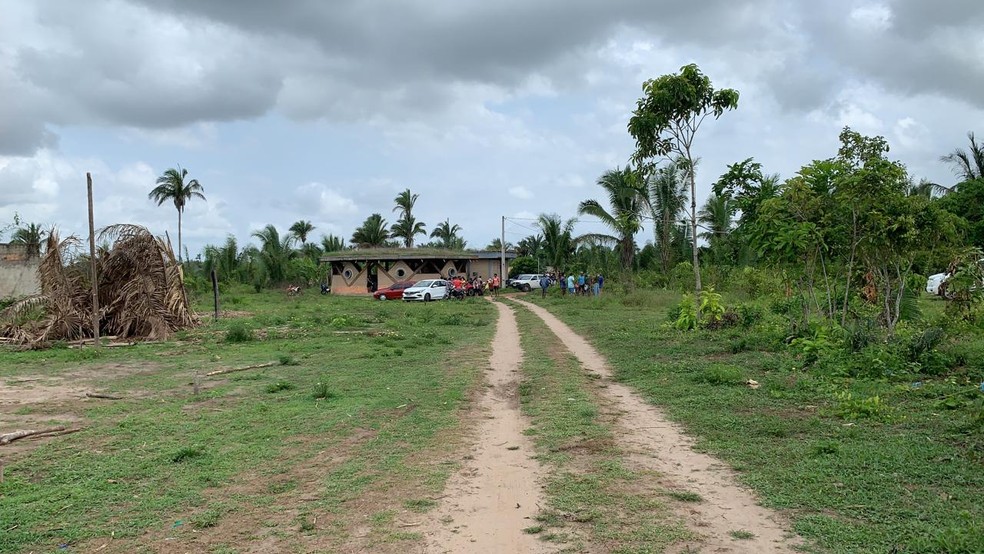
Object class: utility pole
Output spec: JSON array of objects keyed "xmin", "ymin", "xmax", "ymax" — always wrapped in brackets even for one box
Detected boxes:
[
  {"xmin": 86, "ymin": 173, "xmax": 100, "ymax": 348},
  {"xmin": 500, "ymin": 216, "xmax": 506, "ymax": 283}
]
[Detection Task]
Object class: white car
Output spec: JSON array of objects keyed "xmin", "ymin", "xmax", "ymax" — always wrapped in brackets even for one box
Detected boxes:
[
  {"xmin": 402, "ymin": 279, "xmax": 450, "ymax": 302},
  {"xmin": 926, "ymin": 272, "xmax": 948, "ymax": 296},
  {"xmin": 509, "ymin": 274, "xmax": 548, "ymax": 292}
]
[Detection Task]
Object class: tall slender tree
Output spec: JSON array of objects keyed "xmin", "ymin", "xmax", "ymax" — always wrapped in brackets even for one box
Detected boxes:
[
  {"xmin": 148, "ymin": 166, "xmax": 206, "ymax": 262},
  {"xmin": 391, "ymin": 188, "xmax": 426, "ymax": 247},
  {"xmin": 578, "ymin": 166, "xmax": 647, "ymax": 273},
  {"xmin": 289, "ymin": 220, "xmax": 315, "ymax": 244},
  {"xmin": 629, "ymin": 64, "xmax": 739, "ymax": 312},
  {"xmin": 516, "ymin": 234, "xmax": 544, "ymax": 258},
  {"xmin": 697, "ymin": 193, "xmax": 736, "ymax": 263}
]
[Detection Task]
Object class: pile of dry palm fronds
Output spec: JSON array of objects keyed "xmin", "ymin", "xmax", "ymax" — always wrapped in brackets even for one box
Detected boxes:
[{"xmin": 0, "ymin": 224, "xmax": 196, "ymax": 348}]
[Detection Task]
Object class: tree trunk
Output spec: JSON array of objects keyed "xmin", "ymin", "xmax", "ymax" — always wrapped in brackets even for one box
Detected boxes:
[
  {"xmin": 688, "ymin": 156, "xmax": 702, "ymax": 318},
  {"xmin": 177, "ymin": 208, "xmax": 183, "ymax": 263}
]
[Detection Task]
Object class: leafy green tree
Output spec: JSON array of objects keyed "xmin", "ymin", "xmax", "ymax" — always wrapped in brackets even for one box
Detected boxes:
[
  {"xmin": 351, "ymin": 214, "xmax": 390, "ymax": 248},
  {"xmin": 390, "ymin": 188, "xmax": 426, "ymax": 247},
  {"xmin": 148, "ymin": 166, "xmax": 205, "ymax": 262},
  {"xmin": 10, "ymin": 222, "xmax": 46, "ymax": 258},
  {"xmin": 430, "ymin": 219, "xmax": 464, "ymax": 249},
  {"xmin": 251, "ymin": 224, "xmax": 296, "ymax": 284},
  {"xmin": 941, "ymin": 131, "xmax": 984, "ymax": 184},
  {"xmin": 537, "ymin": 213, "xmax": 576, "ymax": 274},
  {"xmin": 937, "ymin": 178, "xmax": 984, "ymax": 248},
  {"xmin": 647, "ymin": 162, "xmax": 688, "ymax": 273},
  {"xmin": 320, "ymin": 234, "xmax": 346, "ymax": 253},
  {"xmin": 202, "ymin": 235, "xmax": 240, "ymax": 282},
  {"xmin": 289, "ymin": 220, "xmax": 315, "ymax": 244},
  {"xmin": 578, "ymin": 166, "xmax": 647, "ymax": 273},
  {"xmin": 628, "ymin": 64, "xmax": 739, "ymax": 309},
  {"xmin": 508, "ymin": 256, "xmax": 538, "ymax": 278}
]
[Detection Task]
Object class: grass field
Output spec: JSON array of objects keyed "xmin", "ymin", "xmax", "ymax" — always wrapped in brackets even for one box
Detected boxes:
[
  {"xmin": 0, "ymin": 288, "xmax": 496, "ymax": 553},
  {"xmin": 525, "ymin": 289, "xmax": 984, "ymax": 553}
]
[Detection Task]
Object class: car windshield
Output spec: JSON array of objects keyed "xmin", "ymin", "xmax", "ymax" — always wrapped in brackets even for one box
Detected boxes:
[
  {"xmin": 415, "ymin": 280, "xmax": 434, "ymax": 287},
  {"xmin": 518, "ymin": 274, "xmax": 533, "ymax": 280}
]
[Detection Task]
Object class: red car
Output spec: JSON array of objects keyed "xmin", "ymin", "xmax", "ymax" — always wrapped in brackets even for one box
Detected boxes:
[{"xmin": 373, "ymin": 281, "xmax": 416, "ymax": 300}]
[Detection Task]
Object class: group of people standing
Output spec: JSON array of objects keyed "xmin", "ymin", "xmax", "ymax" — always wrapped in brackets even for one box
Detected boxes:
[
  {"xmin": 449, "ymin": 273, "xmax": 500, "ymax": 297},
  {"xmin": 540, "ymin": 272, "xmax": 603, "ymax": 298}
]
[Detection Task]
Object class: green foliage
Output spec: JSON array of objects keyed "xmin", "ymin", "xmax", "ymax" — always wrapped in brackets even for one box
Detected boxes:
[
  {"xmin": 508, "ymin": 256, "xmax": 538, "ymax": 278},
  {"xmin": 694, "ymin": 364, "xmax": 744, "ymax": 385},
  {"xmin": 829, "ymin": 392, "xmax": 897, "ymax": 422},
  {"xmin": 675, "ymin": 287, "xmax": 727, "ymax": 330},
  {"xmin": 171, "ymin": 446, "xmax": 205, "ymax": 463},
  {"xmin": 224, "ymin": 322, "xmax": 255, "ymax": 343},
  {"xmin": 265, "ymin": 380, "xmax": 294, "ymax": 393},
  {"xmin": 790, "ymin": 325, "xmax": 840, "ymax": 366},
  {"xmin": 311, "ymin": 380, "xmax": 335, "ymax": 400}
]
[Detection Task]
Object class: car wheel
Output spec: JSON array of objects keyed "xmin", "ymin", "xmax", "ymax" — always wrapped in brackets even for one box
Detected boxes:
[
  {"xmin": 522, "ymin": 284, "xmax": 531, "ymax": 292},
  {"xmin": 378, "ymin": 294, "xmax": 387, "ymax": 300},
  {"xmin": 424, "ymin": 293, "xmax": 431, "ymax": 302}
]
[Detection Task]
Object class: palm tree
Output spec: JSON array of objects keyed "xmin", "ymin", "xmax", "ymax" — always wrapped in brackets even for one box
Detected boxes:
[
  {"xmin": 578, "ymin": 166, "xmax": 647, "ymax": 272},
  {"xmin": 148, "ymin": 166, "xmax": 205, "ymax": 262},
  {"xmin": 537, "ymin": 213, "xmax": 576, "ymax": 273},
  {"xmin": 430, "ymin": 219, "xmax": 463, "ymax": 249},
  {"xmin": 251, "ymin": 224, "xmax": 296, "ymax": 284},
  {"xmin": 484, "ymin": 238, "xmax": 514, "ymax": 251},
  {"xmin": 516, "ymin": 234, "xmax": 543, "ymax": 258},
  {"xmin": 390, "ymin": 188, "xmax": 426, "ymax": 247},
  {"xmin": 10, "ymin": 223, "xmax": 46, "ymax": 258},
  {"xmin": 289, "ymin": 220, "xmax": 315, "ymax": 244},
  {"xmin": 351, "ymin": 214, "xmax": 390, "ymax": 248},
  {"xmin": 698, "ymin": 193, "xmax": 736, "ymax": 263},
  {"xmin": 941, "ymin": 131, "xmax": 984, "ymax": 183},
  {"xmin": 321, "ymin": 234, "xmax": 346, "ymax": 253},
  {"xmin": 648, "ymin": 163, "xmax": 689, "ymax": 273},
  {"xmin": 203, "ymin": 235, "xmax": 240, "ymax": 281},
  {"xmin": 390, "ymin": 215, "xmax": 427, "ymax": 248}
]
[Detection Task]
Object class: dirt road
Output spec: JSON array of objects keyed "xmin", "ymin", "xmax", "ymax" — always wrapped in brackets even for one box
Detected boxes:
[{"xmin": 510, "ymin": 297, "xmax": 800, "ymax": 553}]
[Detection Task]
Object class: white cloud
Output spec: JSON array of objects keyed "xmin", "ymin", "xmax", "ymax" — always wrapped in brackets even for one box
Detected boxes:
[{"xmin": 508, "ymin": 185, "xmax": 533, "ymax": 199}]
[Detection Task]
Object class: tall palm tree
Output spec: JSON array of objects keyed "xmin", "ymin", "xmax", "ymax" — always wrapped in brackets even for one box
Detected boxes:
[
  {"xmin": 10, "ymin": 223, "xmax": 46, "ymax": 258},
  {"xmin": 289, "ymin": 220, "xmax": 315, "ymax": 244},
  {"xmin": 351, "ymin": 214, "xmax": 390, "ymax": 248},
  {"xmin": 203, "ymin": 235, "xmax": 240, "ymax": 281},
  {"xmin": 390, "ymin": 215, "xmax": 427, "ymax": 248},
  {"xmin": 484, "ymin": 238, "xmax": 514, "ymax": 251},
  {"xmin": 941, "ymin": 131, "xmax": 984, "ymax": 184},
  {"xmin": 698, "ymin": 193, "xmax": 736, "ymax": 263},
  {"xmin": 321, "ymin": 234, "xmax": 346, "ymax": 253},
  {"xmin": 391, "ymin": 188, "xmax": 426, "ymax": 247},
  {"xmin": 430, "ymin": 219, "xmax": 463, "ymax": 249},
  {"xmin": 251, "ymin": 224, "xmax": 296, "ymax": 283},
  {"xmin": 648, "ymin": 163, "xmax": 689, "ymax": 273},
  {"xmin": 148, "ymin": 166, "xmax": 205, "ymax": 262},
  {"xmin": 578, "ymin": 166, "xmax": 647, "ymax": 272},
  {"xmin": 537, "ymin": 213, "xmax": 576, "ymax": 273}
]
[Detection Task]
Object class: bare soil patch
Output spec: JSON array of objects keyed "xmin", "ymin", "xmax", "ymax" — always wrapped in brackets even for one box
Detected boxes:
[{"xmin": 512, "ymin": 298, "xmax": 802, "ymax": 553}]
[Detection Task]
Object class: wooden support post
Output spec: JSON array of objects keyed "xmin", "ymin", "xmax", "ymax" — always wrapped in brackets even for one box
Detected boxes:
[
  {"xmin": 211, "ymin": 268, "xmax": 220, "ymax": 321},
  {"xmin": 87, "ymin": 173, "xmax": 100, "ymax": 347}
]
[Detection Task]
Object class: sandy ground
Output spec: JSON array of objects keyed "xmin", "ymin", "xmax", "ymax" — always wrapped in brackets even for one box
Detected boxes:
[
  {"xmin": 510, "ymin": 297, "xmax": 801, "ymax": 553},
  {"xmin": 421, "ymin": 301, "xmax": 556, "ymax": 553}
]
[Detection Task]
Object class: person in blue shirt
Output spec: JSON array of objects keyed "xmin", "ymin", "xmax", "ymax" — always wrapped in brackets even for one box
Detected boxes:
[
  {"xmin": 539, "ymin": 274, "xmax": 550, "ymax": 298},
  {"xmin": 597, "ymin": 274, "xmax": 604, "ymax": 295},
  {"xmin": 577, "ymin": 273, "xmax": 586, "ymax": 295},
  {"xmin": 566, "ymin": 274, "xmax": 575, "ymax": 295}
]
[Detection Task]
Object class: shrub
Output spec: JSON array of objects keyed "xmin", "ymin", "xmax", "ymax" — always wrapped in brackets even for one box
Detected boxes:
[
  {"xmin": 225, "ymin": 321, "xmax": 255, "ymax": 343},
  {"xmin": 735, "ymin": 303, "xmax": 765, "ymax": 327},
  {"xmin": 311, "ymin": 380, "xmax": 335, "ymax": 400},
  {"xmin": 829, "ymin": 391, "xmax": 897, "ymax": 422},
  {"xmin": 171, "ymin": 446, "xmax": 205, "ymax": 463}
]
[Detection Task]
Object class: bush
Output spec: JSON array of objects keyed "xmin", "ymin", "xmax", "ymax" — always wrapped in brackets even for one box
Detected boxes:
[
  {"xmin": 735, "ymin": 303, "xmax": 765, "ymax": 327},
  {"xmin": 225, "ymin": 322, "xmax": 255, "ymax": 343},
  {"xmin": 265, "ymin": 381, "xmax": 294, "ymax": 393},
  {"xmin": 828, "ymin": 391, "xmax": 898, "ymax": 422},
  {"xmin": 311, "ymin": 380, "xmax": 335, "ymax": 400},
  {"xmin": 731, "ymin": 266, "xmax": 783, "ymax": 298}
]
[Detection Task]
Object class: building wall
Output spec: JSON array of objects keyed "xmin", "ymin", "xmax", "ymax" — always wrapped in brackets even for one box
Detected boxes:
[{"xmin": 0, "ymin": 244, "xmax": 39, "ymax": 297}]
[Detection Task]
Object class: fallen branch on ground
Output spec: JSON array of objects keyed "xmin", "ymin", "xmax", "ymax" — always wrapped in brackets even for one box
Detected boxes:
[
  {"xmin": 205, "ymin": 361, "xmax": 279, "ymax": 377},
  {"xmin": 0, "ymin": 427, "xmax": 83, "ymax": 445},
  {"xmin": 86, "ymin": 392, "xmax": 123, "ymax": 400}
]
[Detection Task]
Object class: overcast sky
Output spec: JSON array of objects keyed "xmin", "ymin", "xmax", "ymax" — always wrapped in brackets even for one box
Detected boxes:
[{"xmin": 2, "ymin": 0, "xmax": 982, "ymax": 257}]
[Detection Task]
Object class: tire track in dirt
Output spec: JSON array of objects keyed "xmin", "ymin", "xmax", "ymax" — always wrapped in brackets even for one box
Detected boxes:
[
  {"xmin": 421, "ymin": 300, "xmax": 555, "ymax": 553},
  {"xmin": 510, "ymin": 298, "xmax": 802, "ymax": 553}
]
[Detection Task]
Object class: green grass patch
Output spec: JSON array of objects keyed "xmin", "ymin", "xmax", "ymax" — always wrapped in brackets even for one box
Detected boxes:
[{"xmin": 527, "ymin": 291, "xmax": 984, "ymax": 553}]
